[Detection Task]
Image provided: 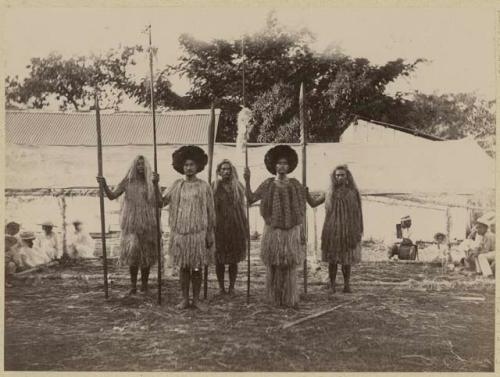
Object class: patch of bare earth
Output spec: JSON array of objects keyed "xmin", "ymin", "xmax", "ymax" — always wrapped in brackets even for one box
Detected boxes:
[{"xmin": 4, "ymin": 241, "xmax": 494, "ymax": 371}]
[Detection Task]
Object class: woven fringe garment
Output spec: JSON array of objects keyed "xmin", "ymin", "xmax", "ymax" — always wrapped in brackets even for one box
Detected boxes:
[
  {"xmin": 167, "ymin": 178, "xmax": 216, "ymax": 269},
  {"xmin": 118, "ymin": 177, "xmax": 159, "ymax": 268},
  {"xmin": 212, "ymin": 182, "xmax": 248, "ymax": 264},
  {"xmin": 257, "ymin": 178, "xmax": 306, "ymax": 307},
  {"xmin": 321, "ymin": 186, "xmax": 363, "ymax": 265}
]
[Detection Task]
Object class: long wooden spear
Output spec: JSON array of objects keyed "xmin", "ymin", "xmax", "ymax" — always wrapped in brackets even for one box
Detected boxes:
[
  {"xmin": 95, "ymin": 90, "xmax": 109, "ymax": 299},
  {"xmin": 147, "ymin": 25, "xmax": 163, "ymax": 305},
  {"xmin": 241, "ymin": 37, "xmax": 252, "ymax": 304},
  {"xmin": 300, "ymin": 82, "xmax": 308, "ymax": 294},
  {"xmin": 204, "ymin": 103, "xmax": 216, "ymax": 299}
]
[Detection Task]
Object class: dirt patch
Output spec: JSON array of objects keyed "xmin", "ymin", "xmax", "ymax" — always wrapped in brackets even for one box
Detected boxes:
[{"xmin": 4, "ymin": 242, "xmax": 494, "ymax": 372}]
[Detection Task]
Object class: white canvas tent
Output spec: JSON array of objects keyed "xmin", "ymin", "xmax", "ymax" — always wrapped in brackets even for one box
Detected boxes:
[
  {"xmin": 6, "ymin": 140, "xmax": 494, "ymax": 194},
  {"xmin": 6, "ymin": 138, "xmax": 494, "ymax": 247}
]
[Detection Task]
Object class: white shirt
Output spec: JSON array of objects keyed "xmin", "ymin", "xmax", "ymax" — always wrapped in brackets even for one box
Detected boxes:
[{"xmin": 35, "ymin": 232, "xmax": 59, "ymax": 260}]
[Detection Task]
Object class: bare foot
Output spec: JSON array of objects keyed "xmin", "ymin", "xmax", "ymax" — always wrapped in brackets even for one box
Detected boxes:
[
  {"xmin": 228, "ymin": 288, "xmax": 236, "ymax": 297},
  {"xmin": 128, "ymin": 287, "xmax": 137, "ymax": 295},
  {"xmin": 191, "ymin": 300, "xmax": 208, "ymax": 311}
]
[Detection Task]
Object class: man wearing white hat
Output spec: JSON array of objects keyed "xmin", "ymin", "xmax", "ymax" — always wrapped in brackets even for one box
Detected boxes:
[
  {"xmin": 18, "ymin": 231, "xmax": 51, "ymax": 269},
  {"xmin": 35, "ymin": 221, "xmax": 60, "ymax": 261}
]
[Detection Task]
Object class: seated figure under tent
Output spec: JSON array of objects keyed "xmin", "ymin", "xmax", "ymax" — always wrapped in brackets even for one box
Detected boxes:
[
  {"xmin": 387, "ymin": 215, "xmax": 418, "ymax": 260},
  {"xmin": 18, "ymin": 231, "xmax": 52, "ymax": 269},
  {"xmin": 67, "ymin": 220, "xmax": 95, "ymax": 259}
]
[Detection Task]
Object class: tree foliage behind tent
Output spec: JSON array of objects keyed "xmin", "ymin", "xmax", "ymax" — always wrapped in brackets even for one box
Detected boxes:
[
  {"xmin": 5, "ymin": 45, "xmax": 184, "ymax": 111},
  {"xmin": 4, "ymin": 11, "xmax": 495, "ymax": 156},
  {"xmin": 169, "ymin": 12, "xmax": 421, "ymax": 143}
]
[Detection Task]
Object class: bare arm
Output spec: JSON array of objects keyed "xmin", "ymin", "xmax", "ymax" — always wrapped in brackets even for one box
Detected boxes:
[
  {"xmin": 96, "ymin": 176, "xmax": 125, "ymax": 200},
  {"xmin": 306, "ymin": 188, "xmax": 325, "ymax": 208},
  {"xmin": 243, "ymin": 167, "xmax": 261, "ymax": 205}
]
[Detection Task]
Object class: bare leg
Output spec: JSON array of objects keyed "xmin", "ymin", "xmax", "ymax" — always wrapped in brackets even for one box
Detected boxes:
[
  {"xmin": 215, "ymin": 263, "xmax": 226, "ymax": 295},
  {"xmin": 129, "ymin": 265, "xmax": 138, "ymax": 295},
  {"xmin": 175, "ymin": 267, "xmax": 190, "ymax": 309},
  {"xmin": 328, "ymin": 262, "xmax": 338, "ymax": 293},
  {"xmin": 191, "ymin": 268, "xmax": 206, "ymax": 310},
  {"xmin": 140, "ymin": 266, "xmax": 150, "ymax": 293},
  {"xmin": 228, "ymin": 263, "xmax": 238, "ymax": 296},
  {"xmin": 342, "ymin": 264, "xmax": 352, "ymax": 293}
]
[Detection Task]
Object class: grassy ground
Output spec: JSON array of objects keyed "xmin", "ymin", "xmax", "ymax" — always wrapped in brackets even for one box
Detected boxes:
[{"xmin": 4, "ymin": 241, "xmax": 495, "ymax": 372}]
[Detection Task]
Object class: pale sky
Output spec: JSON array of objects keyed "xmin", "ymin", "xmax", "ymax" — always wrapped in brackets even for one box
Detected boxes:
[{"xmin": 4, "ymin": 7, "xmax": 496, "ymax": 110}]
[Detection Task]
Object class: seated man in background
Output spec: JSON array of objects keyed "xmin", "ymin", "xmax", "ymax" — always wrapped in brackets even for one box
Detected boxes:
[
  {"xmin": 388, "ymin": 215, "xmax": 414, "ymax": 259},
  {"xmin": 18, "ymin": 231, "xmax": 51, "ymax": 269},
  {"xmin": 5, "ymin": 221, "xmax": 21, "ymax": 241},
  {"xmin": 466, "ymin": 216, "xmax": 495, "ymax": 277},
  {"xmin": 68, "ymin": 220, "xmax": 95, "ymax": 259},
  {"xmin": 5, "ymin": 235, "xmax": 22, "ymax": 275},
  {"xmin": 35, "ymin": 221, "xmax": 60, "ymax": 261}
]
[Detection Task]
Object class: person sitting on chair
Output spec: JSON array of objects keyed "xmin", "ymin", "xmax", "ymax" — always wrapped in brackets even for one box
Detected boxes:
[{"xmin": 388, "ymin": 215, "xmax": 415, "ymax": 259}]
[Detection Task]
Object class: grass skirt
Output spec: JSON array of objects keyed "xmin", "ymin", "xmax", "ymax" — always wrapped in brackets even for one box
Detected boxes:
[
  {"xmin": 321, "ymin": 243, "xmax": 361, "ymax": 265},
  {"xmin": 120, "ymin": 232, "xmax": 159, "ymax": 268},
  {"xmin": 260, "ymin": 224, "xmax": 304, "ymax": 307},
  {"xmin": 169, "ymin": 230, "xmax": 214, "ymax": 269}
]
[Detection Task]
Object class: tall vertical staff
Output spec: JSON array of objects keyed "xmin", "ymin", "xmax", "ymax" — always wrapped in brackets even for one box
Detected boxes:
[
  {"xmin": 204, "ymin": 103, "xmax": 216, "ymax": 299},
  {"xmin": 300, "ymin": 82, "xmax": 308, "ymax": 294},
  {"xmin": 95, "ymin": 90, "xmax": 109, "ymax": 299},
  {"xmin": 242, "ymin": 37, "xmax": 252, "ymax": 304},
  {"xmin": 236, "ymin": 36, "xmax": 253, "ymax": 304},
  {"xmin": 147, "ymin": 25, "xmax": 163, "ymax": 305}
]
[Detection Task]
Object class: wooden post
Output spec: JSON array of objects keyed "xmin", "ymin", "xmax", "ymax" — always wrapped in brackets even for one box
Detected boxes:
[
  {"xmin": 300, "ymin": 82, "xmax": 308, "ymax": 294},
  {"xmin": 204, "ymin": 103, "xmax": 216, "ymax": 299},
  {"xmin": 313, "ymin": 207, "xmax": 318, "ymax": 254},
  {"xmin": 58, "ymin": 195, "xmax": 67, "ymax": 255},
  {"xmin": 95, "ymin": 91, "xmax": 109, "ymax": 299}
]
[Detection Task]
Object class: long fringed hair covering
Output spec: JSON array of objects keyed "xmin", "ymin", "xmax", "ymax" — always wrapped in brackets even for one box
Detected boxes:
[
  {"xmin": 119, "ymin": 155, "xmax": 158, "ymax": 236},
  {"xmin": 323, "ymin": 165, "xmax": 363, "ymax": 253},
  {"xmin": 212, "ymin": 159, "xmax": 246, "ymax": 210}
]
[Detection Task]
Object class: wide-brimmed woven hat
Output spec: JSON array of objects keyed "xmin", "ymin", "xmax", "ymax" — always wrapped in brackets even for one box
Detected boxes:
[
  {"xmin": 476, "ymin": 212, "xmax": 495, "ymax": 227},
  {"xmin": 264, "ymin": 145, "xmax": 298, "ymax": 175},
  {"xmin": 172, "ymin": 145, "xmax": 208, "ymax": 174},
  {"xmin": 19, "ymin": 231, "xmax": 36, "ymax": 240},
  {"xmin": 38, "ymin": 221, "xmax": 56, "ymax": 227}
]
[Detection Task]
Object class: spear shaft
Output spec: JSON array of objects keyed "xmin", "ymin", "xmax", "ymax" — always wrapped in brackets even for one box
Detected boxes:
[
  {"xmin": 204, "ymin": 103, "xmax": 216, "ymax": 299},
  {"xmin": 148, "ymin": 25, "xmax": 163, "ymax": 305},
  {"xmin": 300, "ymin": 82, "xmax": 308, "ymax": 294},
  {"xmin": 95, "ymin": 91, "xmax": 109, "ymax": 299}
]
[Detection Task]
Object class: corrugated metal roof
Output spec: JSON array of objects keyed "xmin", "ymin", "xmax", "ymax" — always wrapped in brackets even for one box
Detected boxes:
[{"xmin": 5, "ymin": 109, "xmax": 221, "ymax": 146}]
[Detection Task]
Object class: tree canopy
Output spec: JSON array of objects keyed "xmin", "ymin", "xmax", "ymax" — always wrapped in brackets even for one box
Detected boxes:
[{"xmin": 5, "ymin": 12, "xmax": 495, "ymax": 155}]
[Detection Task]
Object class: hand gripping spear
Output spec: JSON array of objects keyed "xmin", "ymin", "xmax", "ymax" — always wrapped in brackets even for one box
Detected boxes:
[
  {"xmin": 94, "ymin": 90, "xmax": 109, "ymax": 299},
  {"xmin": 146, "ymin": 25, "xmax": 163, "ymax": 305}
]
